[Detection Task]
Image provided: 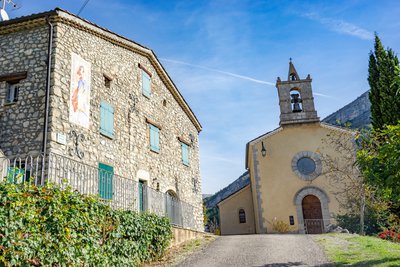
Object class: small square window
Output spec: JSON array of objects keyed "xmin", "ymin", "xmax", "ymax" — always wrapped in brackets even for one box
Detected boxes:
[
  {"xmin": 104, "ymin": 75, "xmax": 111, "ymax": 88},
  {"xmin": 192, "ymin": 177, "xmax": 198, "ymax": 193},
  {"xmin": 6, "ymin": 82, "xmax": 19, "ymax": 104}
]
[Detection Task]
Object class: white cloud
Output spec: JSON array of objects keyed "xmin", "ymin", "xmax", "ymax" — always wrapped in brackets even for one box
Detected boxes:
[{"xmin": 304, "ymin": 13, "xmax": 373, "ymax": 40}]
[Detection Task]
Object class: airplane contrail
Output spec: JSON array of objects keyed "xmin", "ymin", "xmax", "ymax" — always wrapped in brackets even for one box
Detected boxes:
[
  {"xmin": 314, "ymin": 92, "xmax": 335, "ymax": 98},
  {"xmin": 159, "ymin": 58, "xmax": 275, "ymax": 86},
  {"xmin": 160, "ymin": 58, "xmax": 334, "ymax": 98}
]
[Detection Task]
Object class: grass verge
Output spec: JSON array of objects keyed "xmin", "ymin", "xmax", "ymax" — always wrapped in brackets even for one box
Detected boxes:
[
  {"xmin": 314, "ymin": 233, "xmax": 400, "ymax": 266},
  {"xmin": 145, "ymin": 234, "xmax": 217, "ymax": 266}
]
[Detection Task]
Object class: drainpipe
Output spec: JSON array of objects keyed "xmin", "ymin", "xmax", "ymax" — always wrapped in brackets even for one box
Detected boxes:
[{"xmin": 41, "ymin": 16, "xmax": 53, "ymax": 184}]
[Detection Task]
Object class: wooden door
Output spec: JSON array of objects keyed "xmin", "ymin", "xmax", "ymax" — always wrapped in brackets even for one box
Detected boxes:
[
  {"xmin": 302, "ymin": 195, "xmax": 323, "ymax": 234},
  {"xmin": 98, "ymin": 163, "xmax": 113, "ymax": 200},
  {"xmin": 138, "ymin": 180, "xmax": 145, "ymax": 212}
]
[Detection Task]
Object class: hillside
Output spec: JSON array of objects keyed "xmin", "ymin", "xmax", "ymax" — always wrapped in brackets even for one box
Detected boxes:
[
  {"xmin": 322, "ymin": 91, "xmax": 371, "ymax": 129},
  {"xmin": 203, "ymin": 171, "xmax": 250, "ymax": 208}
]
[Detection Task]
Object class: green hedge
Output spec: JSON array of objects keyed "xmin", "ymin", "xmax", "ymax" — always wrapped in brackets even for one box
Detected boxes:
[{"xmin": 0, "ymin": 181, "xmax": 172, "ymax": 266}]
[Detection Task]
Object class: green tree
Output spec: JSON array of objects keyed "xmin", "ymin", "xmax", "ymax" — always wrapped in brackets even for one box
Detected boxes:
[
  {"xmin": 368, "ymin": 34, "xmax": 400, "ymax": 129},
  {"xmin": 357, "ymin": 123, "xmax": 400, "ymax": 221},
  {"xmin": 203, "ymin": 203, "xmax": 208, "ymax": 226}
]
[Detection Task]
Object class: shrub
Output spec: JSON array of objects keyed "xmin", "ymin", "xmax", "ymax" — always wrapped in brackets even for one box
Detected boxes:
[
  {"xmin": 336, "ymin": 212, "xmax": 382, "ymax": 235},
  {"xmin": 0, "ymin": 181, "xmax": 172, "ymax": 266},
  {"xmin": 378, "ymin": 229, "xmax": 400, "ymax": 243},
  {"xmin": 271, "ymin": 218, "xmax": 293, "ymax": 233}
]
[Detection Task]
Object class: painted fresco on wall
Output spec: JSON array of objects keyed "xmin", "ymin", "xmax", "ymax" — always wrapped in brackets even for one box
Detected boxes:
[{"xmin": 69, "ymin": 53, "xmax": 91, "ymax": 128}]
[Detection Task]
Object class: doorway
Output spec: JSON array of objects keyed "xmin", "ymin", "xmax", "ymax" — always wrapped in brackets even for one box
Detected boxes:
[
  {"xmin": 302, "ymin": 195, "xmax": 323, "ymax": 234},
  {"xmin": 138, "ymin": 180, "xmax": 146, "ymax": 212}
]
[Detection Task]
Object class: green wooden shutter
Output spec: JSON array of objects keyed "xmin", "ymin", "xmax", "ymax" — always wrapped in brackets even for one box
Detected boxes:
[
  {"xmin": 100, "ymin": 101, "xmax": 114, "ymax": 138},
  {"xmin": 139, "ymin": 180, "xmax": 145, "ymax": 212},
  {"xmin": 98, "ymin": 163, "xmax": 113, "ymax": 200},
  {"xmin": 181, "ymin": 143, "xmax": 189, "ymax": 165},
  {"xmin": 142, "ymin": 71, "xmax": 151, "ymax": 97},
  {"xmin": 150, "ymin": 124, "xmax": 160, "ymax": 152}
]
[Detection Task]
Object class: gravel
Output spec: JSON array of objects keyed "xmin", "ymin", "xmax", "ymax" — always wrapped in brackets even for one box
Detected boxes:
[{"xmin": 176, "ymin": 234, "xmax": 332, "ymax": 267}]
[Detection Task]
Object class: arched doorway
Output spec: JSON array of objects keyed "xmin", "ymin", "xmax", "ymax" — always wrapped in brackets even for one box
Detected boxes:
[
  {"xmin": 166, "ymin": 190, "xmax": 182, "ymax": 226},
  {"xmin": 302, "ymin": 195, "xmax": 323, "ymax": 234}
]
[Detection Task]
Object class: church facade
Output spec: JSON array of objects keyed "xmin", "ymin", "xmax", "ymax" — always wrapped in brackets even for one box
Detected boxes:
[{"xmin": 218, "ymin": 62, "xmax": 355, "ymax": 235}]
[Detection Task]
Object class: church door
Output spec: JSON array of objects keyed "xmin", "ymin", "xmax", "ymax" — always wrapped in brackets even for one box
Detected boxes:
[{"xmin": 302, "ymin": 195, "xmax": 323, "ymax": 234}]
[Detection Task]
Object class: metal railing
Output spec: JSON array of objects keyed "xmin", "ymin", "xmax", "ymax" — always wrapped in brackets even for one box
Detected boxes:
[
  {"xmin": 304, "ymin": 219, "xmax": 332, "ymax": 234},
  {"xmin": 0, "ymin": 152, "xmax": 198, "ymax": 230}
]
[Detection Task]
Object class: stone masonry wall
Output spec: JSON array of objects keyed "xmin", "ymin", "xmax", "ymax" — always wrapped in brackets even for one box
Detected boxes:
[
  {"xmin": 46, "ymin": 15, "xmax": 203, "ymax": 230},
  {"xmin": 0, "ymin": 25, "xmax": 49, "ymax": 156},
  {"xmin": 0, "ymin": 12, "xmax": 203, "ymax": 231}
]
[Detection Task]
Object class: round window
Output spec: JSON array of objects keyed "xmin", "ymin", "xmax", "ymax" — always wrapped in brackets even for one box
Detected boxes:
[
  {"xmin": 292, "ymin": 151, "xmax": 322, "ymax": 180},
  {"xmin": 297, "ymin": 157, "xmax": 316, "ymax": 175}
]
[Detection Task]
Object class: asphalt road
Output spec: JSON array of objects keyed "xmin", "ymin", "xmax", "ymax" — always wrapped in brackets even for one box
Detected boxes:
[{"xmin": 177, "ymin": 234, "xmax": 332, "ymax": 267}]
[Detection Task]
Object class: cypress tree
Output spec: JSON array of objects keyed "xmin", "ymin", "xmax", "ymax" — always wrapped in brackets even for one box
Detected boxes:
[
  {"xmin": 368, "ymin": 34, "xmax": 400, "ymax": 129},
  {"xmin": 368, "ymin": 51, "xmax": 382, "ymax": 129}
]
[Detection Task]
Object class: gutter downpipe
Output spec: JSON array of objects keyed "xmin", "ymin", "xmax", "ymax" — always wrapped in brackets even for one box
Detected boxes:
[{"xmin": 41, "ymin": 16, "xmax": 53, "ymax": 185}]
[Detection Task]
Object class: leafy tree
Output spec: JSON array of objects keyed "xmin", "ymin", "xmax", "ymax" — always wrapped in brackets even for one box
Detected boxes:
[
  {"xmin": 320, "ymin": 129, "xmax": 369, "ymax": 234},
  {"xmin": 357, "ymin": 123, "xmax": 400, "ymax": 222},
  {"xmin": 368, "ymin": 34, "xmax": 400, "ymax": 129}
]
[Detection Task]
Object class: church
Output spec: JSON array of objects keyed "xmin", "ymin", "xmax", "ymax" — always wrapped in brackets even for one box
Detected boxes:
[{"xmin": 218, "ymin": 61, "xmax": 356, "ymax": 235}]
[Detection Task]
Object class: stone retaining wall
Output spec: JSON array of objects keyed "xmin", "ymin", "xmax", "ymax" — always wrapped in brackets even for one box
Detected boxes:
[{"xmin": 171, "ymin": 226, "xmax": 207, "ymax": 247}]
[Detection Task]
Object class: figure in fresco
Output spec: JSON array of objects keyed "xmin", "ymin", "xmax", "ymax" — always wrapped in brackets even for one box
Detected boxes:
[
  {"xmin": 69, "ymin": 53, "xmax": 91, "ymax": 128},
  {"xmin": 71, "ymin": 65, "xmax": 86, "ymax": 112}
]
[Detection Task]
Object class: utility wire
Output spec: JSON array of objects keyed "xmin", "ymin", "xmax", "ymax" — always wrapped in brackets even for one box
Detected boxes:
[
  {"xmin": 59, "ymin": 0, "xmax": 91, "ymax": 41},
  {"xmin": 77, "ymin": 0, "xmax": 90, "ymax": 16}
]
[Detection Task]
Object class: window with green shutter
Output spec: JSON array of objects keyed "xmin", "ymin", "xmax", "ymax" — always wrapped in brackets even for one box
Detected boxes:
[
  {"xmin": 181, "ymin": 142, "xmax": 189, "ymax": 166},
  {"xmin": 149, "ymin": 124, "xmax": 160, "ymax": 152},
  {"xmin": 142, "ymin": 70, "xmax": 151, "ymax": 97},
  {"xmin": 100, "ymin": 101, "xmax": 114, "ymax": 138},
  {"xmin": 98, "ymin": 163, "xmax": 113, "ymax": 200}
]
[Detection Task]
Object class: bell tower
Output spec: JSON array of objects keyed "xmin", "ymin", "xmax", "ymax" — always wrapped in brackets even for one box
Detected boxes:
[{"xmin": 276, "ymin": 60, "xmax": 319, "ymax": 126}]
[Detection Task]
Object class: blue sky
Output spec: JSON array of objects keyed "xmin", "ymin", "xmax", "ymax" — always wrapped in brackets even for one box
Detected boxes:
[{"xmin": 5, "ymin": 0, "xmax": 400, "ymax": 194}]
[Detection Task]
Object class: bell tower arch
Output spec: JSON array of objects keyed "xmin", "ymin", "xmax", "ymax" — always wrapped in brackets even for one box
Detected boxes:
[{"xmin": 276, "ymin": 60, "xmax": 319, "ymax": 126}]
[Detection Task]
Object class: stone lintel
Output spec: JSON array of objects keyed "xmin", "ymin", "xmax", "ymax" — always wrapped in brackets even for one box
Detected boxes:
[{"xmin": 0, "ymin": 71, "xmax": 28, "ymax": 82}]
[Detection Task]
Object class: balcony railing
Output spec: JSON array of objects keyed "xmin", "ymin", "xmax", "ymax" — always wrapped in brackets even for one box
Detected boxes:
[{"xmin": 0, "ymin": 152, "xmax": 198, "ymax": 230}]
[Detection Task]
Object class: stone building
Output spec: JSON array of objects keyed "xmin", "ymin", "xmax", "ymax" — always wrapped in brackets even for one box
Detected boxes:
[
  {"xmin": 0, "ymin": 9, "xmax": 203, "ymax": 231},
  {"xmin": 218, "ymin": 61, "xmax": 356, "ymax": 235}
]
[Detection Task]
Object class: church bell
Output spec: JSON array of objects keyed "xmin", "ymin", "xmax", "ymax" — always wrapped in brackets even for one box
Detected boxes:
[{"xmin": 291, "ymin": 93, "xmax": 303, "ymax": 113}]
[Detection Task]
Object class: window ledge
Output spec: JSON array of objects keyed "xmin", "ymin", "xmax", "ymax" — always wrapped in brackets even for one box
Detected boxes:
[
  {"xmin": 100, "ymin": 130, "xmax": 114, "ymax": 140},
  {"xmin": 150, "ymin": 148, "xmax": 160, "ymax": 154},
  {"xmin": 3, "ymin": 102, "xmax": 17, "ymax": 107}
]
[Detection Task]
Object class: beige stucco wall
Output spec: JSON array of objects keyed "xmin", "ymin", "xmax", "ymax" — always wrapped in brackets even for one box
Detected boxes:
[
  {"xmin": 248, "ymin": 122, "xmax": 354, "ymax": 234},
  {"xmin": 218, "ymin": 185, "xmax": 256, "ymax": 235}
]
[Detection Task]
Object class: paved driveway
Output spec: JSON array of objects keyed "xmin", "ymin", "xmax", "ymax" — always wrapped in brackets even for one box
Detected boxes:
[{"xmin": 177, "ymin": 234, "xmax": 332, "ymax": 267}]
